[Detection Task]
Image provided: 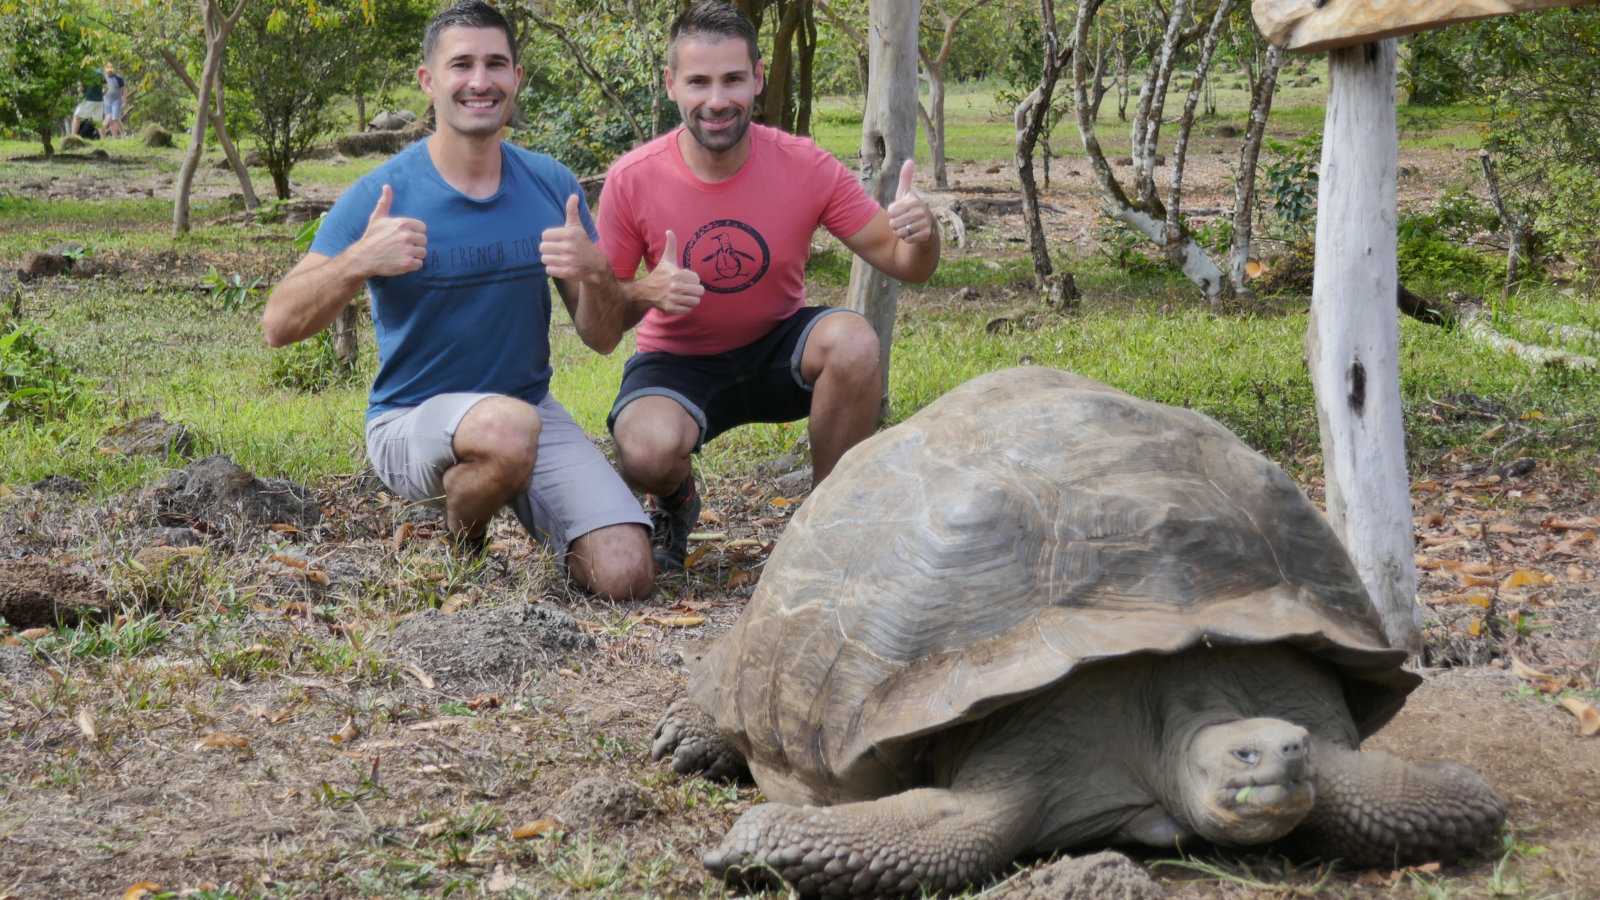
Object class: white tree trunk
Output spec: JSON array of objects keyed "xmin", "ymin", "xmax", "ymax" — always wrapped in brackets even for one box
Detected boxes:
[
  {"xmin": 1306, "ymin": 40, "xmax": 1420, "ymax": 653},
  {"xmin": 847, "ymin": 0, "xmax": 921, "ymax": 419}
]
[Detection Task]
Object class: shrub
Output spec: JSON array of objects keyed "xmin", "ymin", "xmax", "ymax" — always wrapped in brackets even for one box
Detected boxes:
[
  {"xmin": 0, "ymin": 325, "xmax": 91, "ymax": 423},
  {"xmin": 267, "ymin": 329, "xmax": 358, "ymax": 393}
]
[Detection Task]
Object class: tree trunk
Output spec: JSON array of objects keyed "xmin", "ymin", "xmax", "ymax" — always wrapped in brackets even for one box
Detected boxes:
[
  {"xmin": 1017, "ymin": 0, "xmax": 1079, "ymax": 310},
  {"xmin": 1306, "ymin": 40, "xmax": 1420, "ymax": 653},
  {"xmin": 795, "ymin": 1, "xmax": 817, "ymax": 135},
  {"xmin": 38, "ymin": 130, "xmax": 53, "ymax": 160},
  {"xmin": 333, "ymin": 300, "xmax": 361, "ymax": 369},
  {"xmin": 1163, "ymin": 0, "xmax": 1236, "ymax": 302},
  {"xmin": 174, "ymin": 0, "xmax": 247, "ymax": 236},
  {"xmin": 159, "ymin": 46, "xmax": 258, "ymax": 210},
  {"xmin": 846, "ymin": 0, "xmax": 920, "ymax": 420},
  {"xmin": 926, "ymin": 75, "xmax": 949, "ymax": 188},
  {"xmin": 1228, "ymin": 44, "xmax": 1285, "ymax": 295},
  {"xmin": 1477, "ymin": 148, "xmax": 1532, "ymax": 297},
  {"xmin": 355, "ymin": 91, "xmax": 366, "ymax": 132}
]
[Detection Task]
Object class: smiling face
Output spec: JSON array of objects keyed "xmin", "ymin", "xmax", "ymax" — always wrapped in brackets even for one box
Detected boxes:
[
  {"xmin": 666, "ymin": 35, "xmax": 764, "ymax": 156},
  {"xmin": 419, "ymin": 25, "xmax": 521, "ymax": 140}
]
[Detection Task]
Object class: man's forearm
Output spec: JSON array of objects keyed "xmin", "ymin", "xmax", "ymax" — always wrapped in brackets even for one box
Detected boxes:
[
  {"xmin": 262, "ymin": 253, "xmax": 369, "ymax": 347},
  {"xmin": 571, "ymin": 276, "xmax": 650, "ymax": 355},
  {"xmin": 893, "ymin": 233, "xmax": 941, "ymax": 284}
]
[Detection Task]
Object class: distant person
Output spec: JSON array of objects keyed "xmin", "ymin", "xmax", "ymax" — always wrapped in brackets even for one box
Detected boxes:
[
  {"xmin": 587, "ymin": 1, "xmax": 940, "ymax": 571},
  {"xmin": 260, "ymin": 1, "xmax": 655, "ymax": 600},
  {"xmin": 102, "ymin": 64, "xmax": 128, "ymax": 138},
  {"xmin": 69, "ymin": 80, "xmax": 104, "ymax": 140}
]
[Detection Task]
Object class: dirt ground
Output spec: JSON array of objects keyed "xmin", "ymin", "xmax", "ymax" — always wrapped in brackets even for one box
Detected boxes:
[{"xmin": 2, "ymin": 135, "xmax": 1598, "ymax": 899}]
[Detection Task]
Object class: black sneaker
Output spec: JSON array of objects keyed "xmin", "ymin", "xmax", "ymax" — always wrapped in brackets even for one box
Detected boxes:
[{"xmin": 650, "ymin": 481, "xmax": 701, "ymax": 573}]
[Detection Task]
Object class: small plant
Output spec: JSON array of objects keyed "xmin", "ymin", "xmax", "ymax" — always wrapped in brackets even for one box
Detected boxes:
[
  {"xmin": 292, "ymin": 212, "xmax": 325, "ymax": 253},
  {"xmin": 0, "ymin": 324, "xmax": 89, "ymax": 423},
  {"xmin": 266, "ymin": 328, "xmax": 358, "ymax": 393},
  {"xmin": 1093, "ymin": 217, "xmax": 1163, "ymax": 276},
  {"xmin": 204, "ymin": 266, "xmax": 266, "ymax": 313},
  {"xmin": 1261, "ymin": 133, "xmax": 1322, "ymax": 238}
]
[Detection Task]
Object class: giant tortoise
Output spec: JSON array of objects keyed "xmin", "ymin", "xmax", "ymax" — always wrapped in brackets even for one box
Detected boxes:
[{"xmin": 654, "ymin": 367, "xmax": 1504, "ymax": 896}]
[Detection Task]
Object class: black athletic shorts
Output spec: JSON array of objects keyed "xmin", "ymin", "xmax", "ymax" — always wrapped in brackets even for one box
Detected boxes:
[{"xmin": 607, "ymin": 306, "xmax": 851, "ymax": 451}]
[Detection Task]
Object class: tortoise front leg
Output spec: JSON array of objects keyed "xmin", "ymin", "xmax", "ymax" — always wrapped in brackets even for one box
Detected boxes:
[
  {"xmin": 1294, "ymin": 745, "xmax": 1505, "ymax": 867},
  {"xmin": 651, "ymin": 696, "xmax": 748, "ymax": 782},
  {"xmin": 705, "ymin": 787, "xmax": 1036, "ymax": 897}
]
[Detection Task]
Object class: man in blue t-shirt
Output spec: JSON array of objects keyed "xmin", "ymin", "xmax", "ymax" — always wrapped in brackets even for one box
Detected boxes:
[{"xmin": 261, "ymin": 0, "xmax": 653, "ymax": 599}]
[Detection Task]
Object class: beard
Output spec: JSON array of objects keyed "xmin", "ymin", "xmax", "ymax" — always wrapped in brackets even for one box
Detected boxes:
[{"xmin": 683, "ymin": 107, "xmax": 751, "ymax": 153}]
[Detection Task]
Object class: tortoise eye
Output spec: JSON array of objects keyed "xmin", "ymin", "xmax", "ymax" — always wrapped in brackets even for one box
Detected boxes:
[{"xmin": 1232, "ymin": 748, "xmax": 1261, "ymax": 766}]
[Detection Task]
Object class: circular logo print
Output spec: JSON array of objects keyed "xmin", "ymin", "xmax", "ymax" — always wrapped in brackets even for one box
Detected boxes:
[{"xmin": 683, "ymin": 219, "xmax": 770, "ymax": 294}]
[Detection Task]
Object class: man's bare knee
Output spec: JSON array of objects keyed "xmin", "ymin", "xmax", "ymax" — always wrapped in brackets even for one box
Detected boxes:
[
  {"xmin": 804, "ymin": 314, "xmax": 881, "ymax": 387},
  {"xmin": 568, "ymin": 524, "xmax": 654, "ymax": 600},
  {"xmin": 456, "ymin": 396, "xmax": 541, "ymax": 485},
  {"xmin": 613, "ymin": 400, "xmax": 696, "ymax": 487}
]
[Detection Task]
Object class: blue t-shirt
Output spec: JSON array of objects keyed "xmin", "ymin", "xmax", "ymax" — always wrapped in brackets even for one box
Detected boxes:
[{"xmin": 311, "ymin": 139, "xmax": 596, "ymax": 421}]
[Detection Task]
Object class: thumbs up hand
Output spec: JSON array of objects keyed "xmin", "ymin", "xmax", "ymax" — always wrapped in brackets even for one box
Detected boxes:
[
  {"xmin": 639, "ymin": 230, "xmax": 703, "ymax": 315},
  {"xmin": 885, "ymin": 159, "xmax": 934, "ymax": 245},
  {"xmin": 357, "ymin": 183, "xmax": 428, "ymax": 276},
  {"xmin": 540, "ymin": 194, "xmax": 609, "ymax": 284}
]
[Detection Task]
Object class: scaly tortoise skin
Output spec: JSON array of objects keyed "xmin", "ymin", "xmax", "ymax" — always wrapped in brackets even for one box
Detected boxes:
[{"xmin": 655, "ymin": 367, "xmax": 1504, "ymax": 896}]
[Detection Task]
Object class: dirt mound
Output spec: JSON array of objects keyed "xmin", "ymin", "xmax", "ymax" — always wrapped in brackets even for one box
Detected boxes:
[
  {"xmin": 143, "ymin": 454, "xmax": 320, "ymax": 533},
  {"xmin": 386, "ymin": 601, "xmax": 595, "ymax": 692},
  {"xmin": 99, "ymin": 414, "xmax": 194, "ymax": 459},
  {"xmin": 554, "ymin": 776, "xmax": 654, "ymax": 830},
  {"xmin": 0, "ymin": 558, "xmax": 107, "ymax": 628},
  {"xmin": 992, "ymin": 851, "xmax": 1165, "ymax": 899}
]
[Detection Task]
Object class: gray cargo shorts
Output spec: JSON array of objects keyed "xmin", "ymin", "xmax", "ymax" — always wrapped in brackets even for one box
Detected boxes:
[{"xmin": 365, "ymin": 392, "xmax": 650, "ymax": 554}]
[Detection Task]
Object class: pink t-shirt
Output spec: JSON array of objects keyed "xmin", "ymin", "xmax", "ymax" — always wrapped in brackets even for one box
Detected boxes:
[{"xmin": 597, "ymin": 124, "xmax": 882, "ymax": 356}]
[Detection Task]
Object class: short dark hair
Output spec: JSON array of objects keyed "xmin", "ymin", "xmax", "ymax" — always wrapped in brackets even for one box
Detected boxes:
[
  {"xmin": 423, "ymin": 1, "xmax": 517, "ymax": 65},
  {"xmin": 668, "ymin": 1, "xmax": 760, "ymax": 69}
]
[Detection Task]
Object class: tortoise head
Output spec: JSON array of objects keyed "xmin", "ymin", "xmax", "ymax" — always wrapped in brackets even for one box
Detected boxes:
[{"xmin": 1181, "ymin": 718, "xmax": 1315, "ymax": 846}]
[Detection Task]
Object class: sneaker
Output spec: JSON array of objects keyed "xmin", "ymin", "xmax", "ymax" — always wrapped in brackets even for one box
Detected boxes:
[{"xmin": 650, "ymin": 480, "xmax": 701, "ymax": 573}]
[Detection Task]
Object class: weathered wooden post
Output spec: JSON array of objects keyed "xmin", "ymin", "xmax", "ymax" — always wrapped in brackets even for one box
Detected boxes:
[
  {"xmin": 847, "ymin": 0, "xmax": 922, "ymax": 419},
  {"xmin": 1252, "ymin": 0, "xmax": 1598, "ymax": 652}
]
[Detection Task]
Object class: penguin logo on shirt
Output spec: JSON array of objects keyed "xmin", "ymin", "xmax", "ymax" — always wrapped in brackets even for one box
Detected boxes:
[{"xmin": 684, "ymin": 219, "xmax": 770, "ymax": 294}]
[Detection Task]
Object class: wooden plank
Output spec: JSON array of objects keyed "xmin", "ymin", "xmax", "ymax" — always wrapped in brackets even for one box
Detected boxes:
[
  {"xmin": 1306, "ymin": 40, "xmax": 1421, "ymax": 652},
  {"xmin": 1254, "ymin": 0, "xmax": 1598, "ymax": 52}
]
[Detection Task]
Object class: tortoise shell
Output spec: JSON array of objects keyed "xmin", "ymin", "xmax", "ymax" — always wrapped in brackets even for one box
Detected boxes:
[{"xmin": 693, "ymin": 367, "xmax": 1417, "ymax": 805}]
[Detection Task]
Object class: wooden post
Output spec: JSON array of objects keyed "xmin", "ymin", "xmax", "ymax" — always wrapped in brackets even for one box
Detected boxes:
[
  {"xmin": 846, "ymin": 0, "xmax": 921, "ymax": 419},
  {"xmin": 1306, "ymin": 39, "xmax": 1420, "ymax": 652}
]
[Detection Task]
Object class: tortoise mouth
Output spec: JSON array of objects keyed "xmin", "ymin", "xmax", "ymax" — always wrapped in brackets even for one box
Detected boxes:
[{"xmin": 1198, "ymin": 778, "xmax": 1315, "ymax": 845}]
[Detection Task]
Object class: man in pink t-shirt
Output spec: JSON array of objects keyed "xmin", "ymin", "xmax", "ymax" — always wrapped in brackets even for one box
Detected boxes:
[{"xmin": 584, "ymin": 1, "xmax": 941, "ymax": 571}]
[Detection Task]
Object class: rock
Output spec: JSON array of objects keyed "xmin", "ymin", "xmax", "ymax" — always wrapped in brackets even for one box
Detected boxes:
[
  {"xmin": 336, "ymin": 123, "xmax": 429, "ymax": 157},
  {"xmin": 554, "ymin": 777, "xmax": 653, "ymax": 830},
  {"xmin": 19, "ymin": 252, "xmax": 71, "ymax": 281},
  {"xmin": 367, "ymin": 110, "xmax": 415, "ymax": 131},
  {"xmin": 1498, "ymin": 457, "xmax": 1537, "ymax": 479},
  {"xmin": 0, "ymin": 644, "xmax": 39, "ymax": 682},
  {"xmin": 0, "ymin": 558, "xmax": 108, "ymax": 629},
  {"xmin": 385, "ymin": 602, "xmax": 596, "ymax": 692},
  {"xmin": 990, "ymin": 852, "xmax": 1164, "ymax": 900},
  {"xmin": 140, "ymin": 125, "xmax": 173, "ymax": 148},
  {"xmin": 146, "ymin": 454, "xmax": 321, "ymax": 531},
  {"xmin": 99, "ymin": 414, "xmax": 194, "ymax": 459},
  {"xmin": 31, "ymin": 475, "xmax": 87, "ymax": 495},
  {"xmin": 148, "ymin": 526, "xmax": 204, "ymax": 547}
]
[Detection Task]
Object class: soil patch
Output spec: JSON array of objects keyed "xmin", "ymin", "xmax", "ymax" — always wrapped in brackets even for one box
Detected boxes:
[{"xmin": 385, "ymin": 602, "xmax": 597, "ymax": 693}]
